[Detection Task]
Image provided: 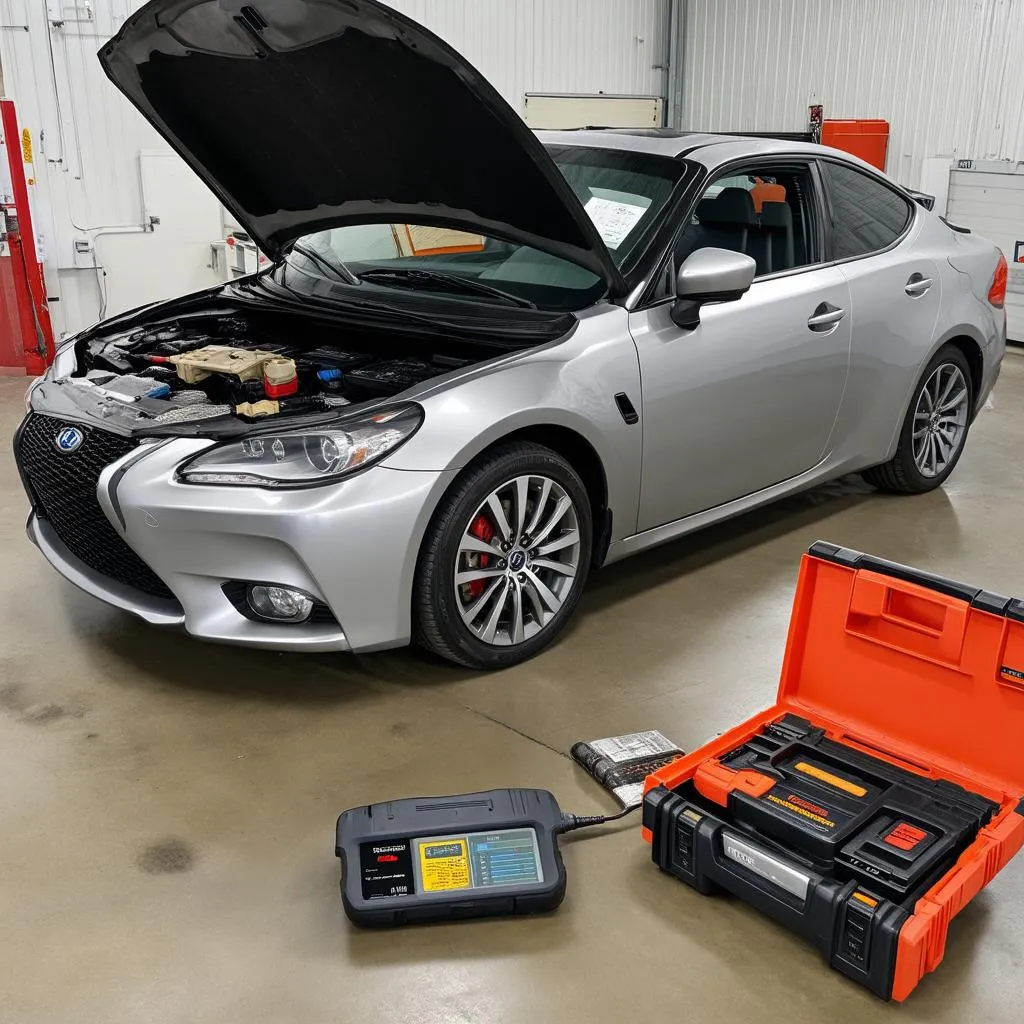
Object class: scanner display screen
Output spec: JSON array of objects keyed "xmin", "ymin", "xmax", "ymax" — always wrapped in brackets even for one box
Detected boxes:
[
  {"xmin": 414, "ymin": 828, "xmax": 543, "ymax": 893},
  {"xmin": 358, "ymin": 828, "xmax": 543, "ymax": 900}
]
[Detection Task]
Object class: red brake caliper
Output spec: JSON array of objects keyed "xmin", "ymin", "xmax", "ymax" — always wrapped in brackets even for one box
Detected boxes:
[{"xmin": 467, "ymin": 514, "xmax": 494, "ymax": 598}]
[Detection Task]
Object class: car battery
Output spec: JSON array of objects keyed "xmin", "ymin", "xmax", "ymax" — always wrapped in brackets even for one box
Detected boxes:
[{"xmin": 642, "ymin": 542, "xmax": 1024, "ymax": 1001}]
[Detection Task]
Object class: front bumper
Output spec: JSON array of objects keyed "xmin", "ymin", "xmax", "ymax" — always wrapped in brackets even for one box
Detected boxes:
[{"xmin": 25, "ymin": 434, "xmax": 455, "ymax": 653}]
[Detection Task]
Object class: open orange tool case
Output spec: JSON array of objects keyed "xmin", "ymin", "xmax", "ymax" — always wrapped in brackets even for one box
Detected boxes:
[{"xmin": 641, "ymin": 542, "xmax": 1024, "ymax": 1000}]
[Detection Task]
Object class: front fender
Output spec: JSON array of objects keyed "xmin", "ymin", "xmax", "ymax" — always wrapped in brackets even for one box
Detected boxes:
[{"xmin": 382, "ymin": 314, "xmax": 643, "ymax": 541}]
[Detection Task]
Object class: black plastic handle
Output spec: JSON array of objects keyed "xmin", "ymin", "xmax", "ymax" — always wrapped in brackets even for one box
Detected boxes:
[{"xmin": 807, "ymin": 541, "xmax": 1013, "ymax": 613}]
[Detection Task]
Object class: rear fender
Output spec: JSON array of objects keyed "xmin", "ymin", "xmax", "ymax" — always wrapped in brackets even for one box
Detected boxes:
[{"xmin": 881, "ymin": 324, "xmax": 991, "ymax": 459}]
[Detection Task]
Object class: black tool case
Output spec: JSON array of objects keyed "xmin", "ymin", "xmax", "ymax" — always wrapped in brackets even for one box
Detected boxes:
[{"xmin": 641, "ymin": 543, "xmax": 1024, "ymax": 1000}]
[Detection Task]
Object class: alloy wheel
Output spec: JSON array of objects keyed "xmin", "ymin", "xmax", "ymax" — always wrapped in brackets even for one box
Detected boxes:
[
  {"xmin": 454, "ymin": 474, "xmax": 581, "ymax": 647},
  {"xmin": 912, "ymin": 362, "xmax": 969, "ymax": 479}
]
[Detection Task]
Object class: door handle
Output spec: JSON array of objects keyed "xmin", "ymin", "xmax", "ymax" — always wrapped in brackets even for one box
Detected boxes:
[
  {"xmin": 905, "ymin": 273, "xmax": 933, "ymax": 297},
  {"xmin": 807, "ymin": 302, "xmax": 846, "ymax": 331}
]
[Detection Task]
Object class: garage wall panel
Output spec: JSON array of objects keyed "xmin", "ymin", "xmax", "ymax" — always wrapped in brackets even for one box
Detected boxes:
[
  {"xmin": 1, "ymin": 0, "xmax": 670, "ymax": 337},
  {"xmin": 388, "ymin": 0, "xmax": 670, "ymax": 113},
  {"xmin": 674, "ymin": 0, "xmax": 1024, "ymax": 190},
  {"xmin": 0, "ymin": 0, "xmax": 200, "ymax": 337}
]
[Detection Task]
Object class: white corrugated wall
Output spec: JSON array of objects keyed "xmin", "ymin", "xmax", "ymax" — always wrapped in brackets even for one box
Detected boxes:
[
  {"xmin": 387, "ymin": 0, "xmax": 670, "ymax": 107},
  {"xmin": 673, "ymin": 0, "xmax": 1024, "ymax": 189},
  {"xmin": 0, "ymin": 0, "xmax": 670, "ymax": 337},
  {"xmin": 1, "ymin": 0, "xmax": 175, "ymax": 335}
]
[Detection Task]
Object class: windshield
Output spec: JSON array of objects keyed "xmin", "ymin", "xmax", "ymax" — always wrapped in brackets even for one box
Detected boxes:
[{"xmin": 281, "ymin": 146, "xmax": 685, "ymax": 311}]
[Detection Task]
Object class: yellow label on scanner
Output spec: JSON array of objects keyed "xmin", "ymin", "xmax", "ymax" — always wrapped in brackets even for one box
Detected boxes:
[
  {"xmin": 795, "ymin": 761, "xmax": 867, "ymax": 797},
  {"xmin": 418, "ymin": 838, "xmax": 471, "ymax": 892}
]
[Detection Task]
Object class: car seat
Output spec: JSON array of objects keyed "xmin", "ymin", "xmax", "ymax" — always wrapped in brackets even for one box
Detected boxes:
[
  {"xmin": 677, "ymin": 187, "xmax": 757, "ymax": 268},
  {"xmin": 758, "ymin": 201, "xmax": 795, "ymax": 274}
]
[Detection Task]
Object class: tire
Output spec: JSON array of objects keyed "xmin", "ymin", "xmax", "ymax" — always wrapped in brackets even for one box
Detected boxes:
[
  {"xmin": 863, "ymin": 344, "xmax": 974, "ymax": 494},
  {"xmin": 414, "ymin": 442, "xmax": 593, "ymax": 669}
]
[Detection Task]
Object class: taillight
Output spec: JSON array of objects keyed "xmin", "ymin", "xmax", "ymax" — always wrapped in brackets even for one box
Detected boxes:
[{"xmin": 989, "ymin": 251, "xmax": 1008, "ymax": 307}]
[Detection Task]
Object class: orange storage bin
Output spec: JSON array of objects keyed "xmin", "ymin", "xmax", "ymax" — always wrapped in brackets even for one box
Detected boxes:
[{"xmin": 822, "ymin": 119, "xmax": 890, "ymax": 171}]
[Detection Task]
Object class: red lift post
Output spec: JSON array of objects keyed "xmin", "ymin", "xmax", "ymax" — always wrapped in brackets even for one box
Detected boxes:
[{"xmin": 0, "ymin": 98, "xmax": 55, "ymax": 376}]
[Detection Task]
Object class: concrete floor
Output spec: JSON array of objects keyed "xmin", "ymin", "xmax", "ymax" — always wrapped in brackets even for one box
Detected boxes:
[{"xmin": 2, "ymin": 355, "xmax": 1024, "ymax": 1023}]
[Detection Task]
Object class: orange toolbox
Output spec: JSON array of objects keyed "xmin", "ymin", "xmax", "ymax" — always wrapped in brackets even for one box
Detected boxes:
[{"xmin": 642, "ymin": 542, "xmax": 1024, "ymax": 1000}]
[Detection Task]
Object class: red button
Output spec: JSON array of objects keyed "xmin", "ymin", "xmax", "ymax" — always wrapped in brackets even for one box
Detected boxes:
[{"xmin": 885, "ymin": 822, "xmax": 928, "ymax": 851}]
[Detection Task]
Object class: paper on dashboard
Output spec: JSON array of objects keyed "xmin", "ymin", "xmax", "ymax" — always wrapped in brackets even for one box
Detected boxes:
[{"xmin": 584, "ymin": 195, "xmax": 648, "ymax": 249}]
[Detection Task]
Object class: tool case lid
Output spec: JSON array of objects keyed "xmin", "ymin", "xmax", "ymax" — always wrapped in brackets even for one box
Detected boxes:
[{"xmin": 777, "ymin": 543, "xmax": 1024, "ymax": 799}]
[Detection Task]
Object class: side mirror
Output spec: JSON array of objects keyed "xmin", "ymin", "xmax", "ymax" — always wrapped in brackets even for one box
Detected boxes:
[{"xmin": 671, "ymin": 247, "xmax": 757, "ymax": 329}]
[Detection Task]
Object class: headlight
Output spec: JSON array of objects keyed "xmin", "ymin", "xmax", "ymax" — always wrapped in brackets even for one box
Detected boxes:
[
  {"xmin": 51, "ymin": 337, "xmax": 79, "ymax": 380},
  {"xmin": 177, "ymin": 404, "xmax": 423, "ymax": 487}
]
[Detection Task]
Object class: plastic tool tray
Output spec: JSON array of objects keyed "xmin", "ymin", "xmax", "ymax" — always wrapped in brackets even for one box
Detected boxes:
[{"xmin": 641, "ymin": 542, "xmax": 1024, "ymax": 1001}]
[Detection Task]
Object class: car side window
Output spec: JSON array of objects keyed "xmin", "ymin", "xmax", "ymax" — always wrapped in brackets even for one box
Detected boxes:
[
  {"xmin": 669, "ymin": 164, "xmax": 819, "ymax": 283},
  {"xmin": 821, "ymin": 162, "xmax": 912, "ymax": 259}
]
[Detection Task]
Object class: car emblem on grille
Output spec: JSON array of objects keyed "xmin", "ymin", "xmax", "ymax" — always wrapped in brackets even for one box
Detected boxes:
[{"xmin": 54, "ymin": 426, "xmax": 84, "ymax": 453}]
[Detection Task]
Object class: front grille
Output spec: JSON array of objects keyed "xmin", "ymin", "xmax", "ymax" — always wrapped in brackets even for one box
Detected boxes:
[{"xmin": 16, "ymin": 414, "xmax": 176, "ymax": 600}]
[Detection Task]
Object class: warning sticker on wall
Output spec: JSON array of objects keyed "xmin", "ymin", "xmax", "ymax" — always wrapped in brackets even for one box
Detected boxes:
[{"xmin": 417, "ymin": 838, "xmax": 471, "ymax": 892}]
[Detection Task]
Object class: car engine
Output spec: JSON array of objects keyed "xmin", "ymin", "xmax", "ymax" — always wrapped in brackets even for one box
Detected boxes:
[{"xmin": 68, "ymin": 313, "xmax": 474, "ymax": 428}]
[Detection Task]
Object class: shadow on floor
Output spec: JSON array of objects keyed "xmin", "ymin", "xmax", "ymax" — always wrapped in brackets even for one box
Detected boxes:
[
  {"xmin": 584, "ymin": 473, "xmax": 882, "ymax": 612},
  {"xmin": 621, "ymin": 845, "xmax": 993, "ymax": 1009},
  {"xmin": 76, "ymin": 610, "xmax": 433, "ymax": 705}
]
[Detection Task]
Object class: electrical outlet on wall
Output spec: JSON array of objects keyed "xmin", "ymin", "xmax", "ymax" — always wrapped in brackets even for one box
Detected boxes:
[{"xmin": 72, "ymin": 237, "xmax": 95, "ymax": 269}]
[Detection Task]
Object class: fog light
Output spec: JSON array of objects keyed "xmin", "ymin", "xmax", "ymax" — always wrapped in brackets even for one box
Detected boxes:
[{"xmin": 247, "ymin": 584, "xmax": 314, "ymax": 622}]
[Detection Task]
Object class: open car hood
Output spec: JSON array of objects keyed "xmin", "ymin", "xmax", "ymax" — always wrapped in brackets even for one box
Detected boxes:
[{"xmin": 100, "ymin": 0, "xmax": 626, "ymax": 293}]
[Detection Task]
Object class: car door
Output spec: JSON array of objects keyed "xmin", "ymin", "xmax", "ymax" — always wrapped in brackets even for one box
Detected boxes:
[
  {"xmin": 817, "ymin": 159, "xmax": 942, "ymax": 450},
  {"xmin": 628, "ymin": 160, "xmax": 852, "ymax": 532}
]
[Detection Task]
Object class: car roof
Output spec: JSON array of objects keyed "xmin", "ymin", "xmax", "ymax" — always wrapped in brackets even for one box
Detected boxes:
[{"xmin": 536, "ymin": 128, "xmax": 886, "ymax": 178}]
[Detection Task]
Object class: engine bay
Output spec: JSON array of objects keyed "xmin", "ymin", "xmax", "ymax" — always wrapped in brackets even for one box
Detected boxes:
[{"xmin": 63, "ymin": 304, "xmax": 512, "ymax": 431}]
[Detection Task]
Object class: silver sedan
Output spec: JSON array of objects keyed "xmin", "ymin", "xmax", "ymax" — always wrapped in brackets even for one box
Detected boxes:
[{"xmin": 16, "ymin": 0, "xmax": 1007, "ymax": 668}]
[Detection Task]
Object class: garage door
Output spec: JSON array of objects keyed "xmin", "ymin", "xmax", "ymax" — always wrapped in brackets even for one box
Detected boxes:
[{"xmin": 947, "ymin": 164, "xmax": 1024, "ymax": 342}]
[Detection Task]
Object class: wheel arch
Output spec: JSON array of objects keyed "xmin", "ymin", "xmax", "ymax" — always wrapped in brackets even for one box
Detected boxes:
[
  {"xmin": 410, "ymin": 424, "xmax": 607, "ymax": 666},
  {"xmin": 927, "ymin": 320, "xmax": 984, "ymax": 385},
  {"xmin": 864, "ymin": 333, "xmax": 978, "ymax": 492},
  {"xmin": 884, "ymin": 329, "xmax": 986, "ymax": 458},
  {"xmin": 423, "ymin": 422, "xmax": 612, "ymax": 569},
  {"xmin": 486, "ymin": 424, "xmax": 609, "ymax": 563},
  {"xmin": 943, "ymin": 334, "xmax": 984, "ymax": 411}
]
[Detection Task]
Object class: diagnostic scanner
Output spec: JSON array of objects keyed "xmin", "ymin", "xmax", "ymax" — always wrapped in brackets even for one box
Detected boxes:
[{"xmin": 336, "ymin": 788, "xmax": 568, "ymax": 926}]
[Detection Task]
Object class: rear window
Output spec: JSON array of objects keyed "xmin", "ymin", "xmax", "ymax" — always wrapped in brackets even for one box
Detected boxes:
[{"xmin": 823, "ymin": 162, "xmax": 912, "ymax": 259}]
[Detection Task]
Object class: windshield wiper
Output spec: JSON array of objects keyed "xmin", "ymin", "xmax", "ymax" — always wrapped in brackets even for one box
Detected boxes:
[
  {"xmin": 253, "ymin": 267, "xmax": 553, "ymax": 339},
  {"xmin": 290, "ymin": 244, "xmax": 360, "ymax": 284},
  {"xmin": 357, "ymin": 267, "xmax": 536, "ymax": 308}
]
